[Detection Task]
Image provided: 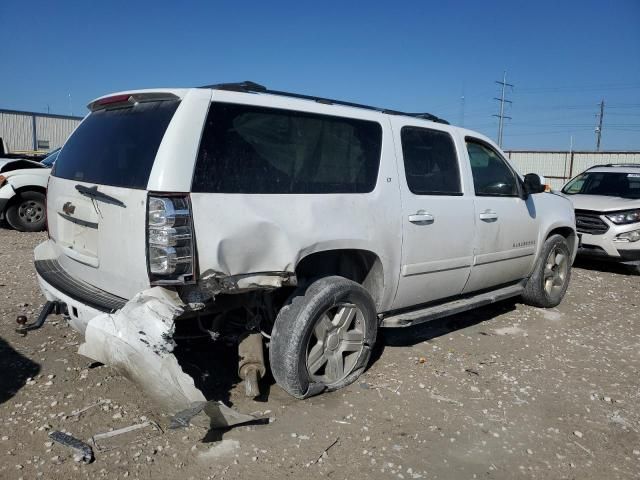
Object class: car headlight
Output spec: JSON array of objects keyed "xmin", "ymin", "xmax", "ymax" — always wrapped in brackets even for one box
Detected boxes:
[
  {"xmin": 606, "ymin": 209, "xmax": 640, "ymax": 225},
  {"xmin": 614, "ymin": 230, "xmax": 640, "ymax": 243}
]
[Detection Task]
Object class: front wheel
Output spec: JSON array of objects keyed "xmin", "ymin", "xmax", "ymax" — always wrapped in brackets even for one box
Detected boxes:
[
  {"xmin": 521, "ymin": 234, "xmax": 572, "ymax": 308},
  {"xmin": 5, "ymin": 191, "xmax": 47, "ymax": 232},
  {"xmin": 269, "ymin": 276, "xmax": 378, "ymax": 399}
]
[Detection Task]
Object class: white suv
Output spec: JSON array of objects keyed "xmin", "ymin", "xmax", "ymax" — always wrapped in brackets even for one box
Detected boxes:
[
  {"xmin": 562, "ymin": 164, "xmax": 640, "ymax": 274},
  {"xmin": 34, "ymin": 82, "xmax": 577, "ymax": 402}
]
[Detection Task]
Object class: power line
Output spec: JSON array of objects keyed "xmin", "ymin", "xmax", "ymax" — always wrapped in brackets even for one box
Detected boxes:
[
  {"xmin": 515, "ymin": 84, "xmax": 640, "ymax": 94},
  {"xmin": 608, "ymin": 104, "xmax": 640, "ymax": 108},
  {"xmin": 494, "ymin": 122, "xmax": 639, "ymax": 127},
  {"xmin": 503, "ymin": 129, "xmax": 594, "ymax": 137},
  {"xmin": 492, "ymin": 71, "xmax": 513, "ymax": 147}
]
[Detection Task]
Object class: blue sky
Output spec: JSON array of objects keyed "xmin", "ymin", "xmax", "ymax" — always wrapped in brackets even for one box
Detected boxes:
[{"xmin": 1, "ymin": 0, "xmax": 639, "ymax": 150}]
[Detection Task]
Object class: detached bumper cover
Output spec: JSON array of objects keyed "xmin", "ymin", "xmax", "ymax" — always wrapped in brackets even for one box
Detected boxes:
[{"xmin": 34, "ymin": 259, "xmax": 127, "ymax": 312}]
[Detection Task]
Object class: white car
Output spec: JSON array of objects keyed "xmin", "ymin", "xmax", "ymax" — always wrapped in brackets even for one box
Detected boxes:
[
  {"xmin": 0, "ymin": 150, "xmax": 57, "ymax": 231},
  {"xmin": 32, "ymin": 82, "xmax": 577, "ymax": 409},
  {"xmin": 562, "ymin": 164, "xmax": 640, "ymax": 274}
]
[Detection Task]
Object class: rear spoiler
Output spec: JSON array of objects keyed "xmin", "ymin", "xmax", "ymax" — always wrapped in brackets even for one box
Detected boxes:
[{"xmin": 87, "ymin": 92, "xmax": 180, "ymax": 112}]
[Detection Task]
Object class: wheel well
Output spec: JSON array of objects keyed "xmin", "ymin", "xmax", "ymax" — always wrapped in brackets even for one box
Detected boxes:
[
  {"xmin": 5, "ymin": 186, "xmax": 47, "ymax": 212},
  {"xmin": 295, "ymin": 249, "xmax": 385, "ymax": 308},
  {"xmin": 547, "ymin": 226, "xmax": 577, "ymax": 253},
  {"xmin": 14, "ymin": 186, "xmax": 46, "ymax": 196}
]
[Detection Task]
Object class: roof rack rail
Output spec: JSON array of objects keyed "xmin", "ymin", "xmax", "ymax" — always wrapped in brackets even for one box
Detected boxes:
[
  {"xmin": 587, "ymin": 163, "xmax": 640, "ymax": 169},
  {"xmin": 199, "ymin": 81, "xmax": 449, "ymax": 124}
]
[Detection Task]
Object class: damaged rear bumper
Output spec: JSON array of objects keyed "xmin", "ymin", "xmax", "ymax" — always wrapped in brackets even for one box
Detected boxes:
[
  {"xmin": 33, "ymin": 238, "xmax": 269, "ymax": 422},
  {"xmin": 35, "ymin": 270, "xmax": 264, "ymax": 426},
  {"xmin": 77, "ymin": 287, "xmax": 208, "ymax": 413},
  {"xmin": 34, "ymin": 240, "xmax": 127, "ymax": 332},
  {"xmin": 35, "ymin": 266, "xmax": 107, "ymax": 334},
  {"xmin": 35, "ymin": 269, "xmax": 205, "ymax": 412},
  {"xmin": 35, "ymin": 258, "xmax": 127, "ymax": 312}
]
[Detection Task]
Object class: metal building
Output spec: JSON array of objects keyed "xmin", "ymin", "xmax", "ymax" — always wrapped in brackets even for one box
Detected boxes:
[
  {"xmin": 505, "ymin": 150, "xmax": 640, "ymax": 189},
  {"xmin": 0, "ymin": 108, "xmax": 83, "ymax": 154}
]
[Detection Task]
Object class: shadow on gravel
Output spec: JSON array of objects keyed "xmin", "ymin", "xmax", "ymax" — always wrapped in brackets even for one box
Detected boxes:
[
  {"xmin": 573, "ymin": 257, "xmax": 638, "ymax": 276},
  {"xmin": 172, "ymin": 299, "xmax": 519, "ymax": 409},
  {"xmin": 0, "ymin": 336, "xmax": 40, "ymax": 404},
  {"xmin": 375, "ymin": 299, "xmax": 518, "ymax": 360},
  {"xmin": 173, "ymin": 338, "xmax": 239, "ymax": 408}
]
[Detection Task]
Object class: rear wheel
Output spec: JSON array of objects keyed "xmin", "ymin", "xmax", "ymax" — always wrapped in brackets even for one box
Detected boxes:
[
  {"xmin": 269, "ymin": 276, "xmax": 377, "ymax": 399},
  {"xmin": 6, "ymin": 191, "xmax": 47, "ymax": 232},
  {"xmin": 521, "ymin": 234, "xmax": 572, "ymax": 308}
]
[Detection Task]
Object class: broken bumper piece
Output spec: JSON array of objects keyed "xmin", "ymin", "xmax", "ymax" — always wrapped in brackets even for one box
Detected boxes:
[
  {"xmin": 77, "ymin": 287, "xmax": 259, "ymax": 429},
  {"xmin": 78, "ymin": 287, "xmax": 204, "ymax": 412}
]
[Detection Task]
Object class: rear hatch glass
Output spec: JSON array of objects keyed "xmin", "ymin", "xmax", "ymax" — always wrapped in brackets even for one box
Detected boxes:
[
  {"xmin": 53, "ymin": 100, "xmax": 180, "ymax": 188},
  {"xmin": 45, "ymin": 98, "xmax": 180, "ymax": 300}
]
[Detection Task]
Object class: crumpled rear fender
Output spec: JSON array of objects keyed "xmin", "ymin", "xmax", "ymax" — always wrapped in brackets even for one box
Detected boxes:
[{"xmin": 189, "ymin": 192, "xmax": 402, "ymax": 310}]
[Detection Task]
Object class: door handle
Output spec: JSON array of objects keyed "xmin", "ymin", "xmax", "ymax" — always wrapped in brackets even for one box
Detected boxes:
[
  {"xmin": 408, "ymin": 211, "xmax": 435, "ymax": 225},
  {"xmin": 479, "ymin": 210, "xmax": 498, "ymax": 222}
]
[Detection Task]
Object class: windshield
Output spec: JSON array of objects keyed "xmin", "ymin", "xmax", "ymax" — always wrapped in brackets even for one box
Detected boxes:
[
  {"xmin": 562, "ymin": 171, "xmax": 640, "ymax": 199},
  {"xmin": 41, "ymin": 149, "xmax": 60, "ymax": 167}
]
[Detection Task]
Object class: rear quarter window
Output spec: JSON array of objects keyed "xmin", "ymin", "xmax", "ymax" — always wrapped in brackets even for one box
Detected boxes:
[
  {"xmin": 53, "ymin": 100, "xmax": 179, "ymax": 189},
  {"xmin": 192, "ymin": 103, "xmax": 383, "ymax": 194}
]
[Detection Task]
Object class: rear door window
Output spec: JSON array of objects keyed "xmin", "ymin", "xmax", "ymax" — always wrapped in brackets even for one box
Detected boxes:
[
  {"xmin": 53, "ymin": 100, "xmax": 179, "ymax": 189},
  {"xmin": 400, "ymin": 126, "xmax": 462, "ymax": 195},
  {"xmin": 192, "ymin": 103, "xmax": 382, "ymax": 193}
]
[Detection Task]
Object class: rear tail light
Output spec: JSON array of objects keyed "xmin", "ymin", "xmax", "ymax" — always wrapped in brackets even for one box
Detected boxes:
[{"xmin": 147, "ymin": 194, "xmax": 196, "ymax": 284}]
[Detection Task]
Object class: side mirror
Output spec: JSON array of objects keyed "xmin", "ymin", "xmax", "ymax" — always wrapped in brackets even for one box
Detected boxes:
[{"xmin": 523, "ymin": 173, "xmax": 546, "ymax": 195}]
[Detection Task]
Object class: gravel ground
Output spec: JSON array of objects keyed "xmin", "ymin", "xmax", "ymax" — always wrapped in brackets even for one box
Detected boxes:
[{"xmin": 1, "ymin": 227, "xmax": 639, "ymax": 480}]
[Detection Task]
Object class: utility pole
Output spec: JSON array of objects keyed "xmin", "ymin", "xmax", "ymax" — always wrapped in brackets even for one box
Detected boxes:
[
  {"xmin": 595, "ymin": 99, "xmax": 604, "ymax": 151},
  {"xmin": 493, "ymin": 71, "xmax": 513, "ymax": 148}
]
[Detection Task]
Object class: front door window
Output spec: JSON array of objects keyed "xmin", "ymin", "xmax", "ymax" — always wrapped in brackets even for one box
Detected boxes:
[{"xmin": 466, "ymin": 140, "xmax": 519, "ymax": 196}]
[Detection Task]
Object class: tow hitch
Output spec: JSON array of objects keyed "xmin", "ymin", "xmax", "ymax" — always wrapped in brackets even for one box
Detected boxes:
[{"xmin": 16, "ymin": 300, "xmax": 65, "ymax": 335}]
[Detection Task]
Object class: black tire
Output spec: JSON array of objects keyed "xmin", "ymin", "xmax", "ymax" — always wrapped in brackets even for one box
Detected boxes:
[
  {"xmin": 269, "ymin": 276, "xmax": 377, "ymax": 399},
  {"xmin": 521, "ymin": 234, "xmax": 572, "ymax": 308},
  {"xmin": 5, "ymin": 191, "xmax": 47, "ymax": 232}
]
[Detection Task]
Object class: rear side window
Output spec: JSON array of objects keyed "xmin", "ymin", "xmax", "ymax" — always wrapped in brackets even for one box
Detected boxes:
[
  {"xmin": 400, "ymin": 126, "xmax": 461, "ymax": 195},
  {"xmin": 192, "ymin": 103, "xmax": 382, "ymax": 193},
  {"xmin": 53, "ymin": 100, "xmax": 179, "ymax": 189}
]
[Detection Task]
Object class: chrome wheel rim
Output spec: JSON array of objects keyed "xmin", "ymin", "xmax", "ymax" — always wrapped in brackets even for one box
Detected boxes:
[
  {"xmin": 18, "ymin": 200, "xmax": 44, "ymax": 224},
  {"xmin": 306, "ymin": 303, "xmax": 366, "ymax": 384},
  {"xmin": 543, "ymin": 247, "xmax": 568, "ymax": 296}
]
